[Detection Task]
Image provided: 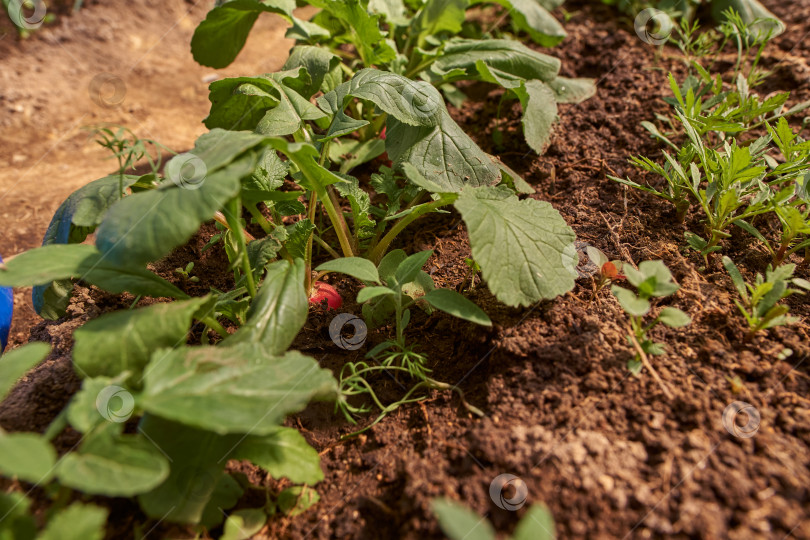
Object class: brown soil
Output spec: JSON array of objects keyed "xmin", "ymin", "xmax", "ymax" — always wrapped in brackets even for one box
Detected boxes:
[{"xmin": 2, "ymin": 0, "xmax": 810, "ymax": 539}]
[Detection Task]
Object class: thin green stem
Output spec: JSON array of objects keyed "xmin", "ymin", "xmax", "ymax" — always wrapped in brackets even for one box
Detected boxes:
[{"xmin": 224, "ymin": 198, "xmax": 257, "ymax": 298}]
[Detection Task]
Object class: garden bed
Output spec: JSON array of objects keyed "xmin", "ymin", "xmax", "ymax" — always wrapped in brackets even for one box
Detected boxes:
[{"xmin": 1, "ymin": 0, "xmax": 809, "ymax": 538}]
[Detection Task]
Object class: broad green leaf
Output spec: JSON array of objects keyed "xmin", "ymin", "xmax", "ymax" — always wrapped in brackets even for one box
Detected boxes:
[
  {"xmin": 386, "ymin": 114, "xmax": 502, "ymax": 191},
  {"xmin": 73, "ymin": 297, "xmax": 211, "ymax": 381},
  {"xmin": 329, "ymin": 138, "xmax": 386, "ymax": 174},
  {"xmin": 247, "ymin": 227, "xmax": 288, "ymax": 278},
  {"xmin": 547, "ymin": 76, "xmax": 597, "ymax": 104},
  {"xmin": 227, "ymin": 259, "xmax": 307, "ymax": 354},
  {"xmin": 378, "ymin": 249, "xmax": 407, "ymax": 284},
  {"xmin": 0, "ymin": 342, "xmax": 49, "ymax": 402},
  {"xmin": 0, "ymin": 492, "xmax": 36, "ymax": 539},
  {"xmin": 308, "ymin": 0, "xmax": 396, "ymax": 65},
  {"xmin": 513, "ymin": 503, "xmax": 556, "ymax": 540},
  {"xmin": 423, "ymin": 289, "xmax": 491, "ymax": 326},
  {"xmin": 255, "ymin": 74, "xmax": 328, "ymax": 136},
  {"xmin": 611, "ymin": 286, "xmax": 650, "ymax": 317},
  {"xmin": 513, "ymin": 79, "xmax": 558, "ymax": 154},
  {"xmin": 316, "ymin": 258, "xmax": 380, "ymax": 284},
  {"xmin": 431, "ymin": 39, "xmax": 560, "ymax": 84},
  {"xmin": 368, "ymin": 0, "xmax": 408, "ymax": 25},
  {"xmin": 658, "ymin": 307, "xmax": 691, "ymax": 328},
  {"xmin": 200, "ymin": 474, "xmax": 244, "ymax": 528},
  {"xmin": 141, "ymin": 345, "xmax": 337, "ymax": 435},
  {"xmin": 492, "ymin": 0, "xmax": 566, "ymax": 47},
  {"xmin": 395, "ymin": 250, "xmax": 434, "ymax": 285},
  {"xmin": 320, "ymin": 69, "xmax": 444, "ymax": 127},
  {"xmin": 222, "ymin": 509, "xmax": 267, "ymax": 540},
  {"xmin": 38, "ymin": 503, "xmax": 107, "ymax": 540},
  {"xmin": 455, "ymin": 186, "xmax": 576, "ymax": 306},
  {"xmin": 66, "ymin": 377, "xmax": 126, "ymax": 433},
  {"xmin": 191, "ymin": 0, "xmax": 295, "ymax": 69},
  {"xmin": 0, "ymin": 244, "xmax": 187, "ymax": 301},
  {"xmin": 205, "ymin": 76, "xmax": 281, "ymax": 132},
  {"xmin": 34, "ymin": 174, "xmax": 139, "ymax": 318},
  {"xmin": 267, "ymin": 139, "xmax": 345, "ymax": 192},
  {"xmin": 285, "ymin": 219, "xmax": 315, "ymax": 260},
  {"xmin": 282, "ymin": 46, "xmax": 341, "ymax": 99},
  {"xmin": 95, "ymin": 151, "xmax": 256, "ymax": 266},
  {"xmin": 0, "ymin": 433, "xmax": 56, "ymax": 484},
  {"xmin": 137, "ymin": 415, "xmax": 241, "ymax": 525},
  {"xmin": 414, "ymin": 0, "xmax": 469, "ymax": 43},
  {"xmin": 231, "ymin": 427, "xmax": 323, "ymax": 484},
  {"xmin": 431, "ymin": 498, "xmax": 495, "ymax": 540},
  {"xmin": 57, "ymin": 424, "xmax": 170, "ymax": 497},
  {"xmin": 357, "ymin": 286, "xmax": 396, "ymax": 303}
]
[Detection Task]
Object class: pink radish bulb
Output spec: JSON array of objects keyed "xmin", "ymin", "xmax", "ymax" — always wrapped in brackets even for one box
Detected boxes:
[{"xmin": 309, "ymin": 282, "xmax": 342, "ymax": 309}]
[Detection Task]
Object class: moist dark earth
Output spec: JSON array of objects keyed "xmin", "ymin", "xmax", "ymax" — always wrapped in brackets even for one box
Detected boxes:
[{"xmin": 2, "ymin": 0, "xmax": 810, "ymax": 539}]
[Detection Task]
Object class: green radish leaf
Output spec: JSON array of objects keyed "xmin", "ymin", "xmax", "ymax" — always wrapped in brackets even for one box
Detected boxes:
[
  {"xmin": 386, "ymin": 113, "xmax": 502, "ymax": 191},
  {"xmin": 34, "ymin": 174, "xmax": 140, "ymax": 318},
  {"xmin": 455, "ymin": 186, "xmax": 576, "ymax": 306},
  {"xmin": 254, "ymin": 73, "xmax": 328, "ymax": 136},
  {"xmin": 432, "ymin": 498, "xmax": 496, "ymax": 540},
  {"xmin": 56, "ymin": 423, "xmax": 170, "ymax": 497},
  {"xmin": 38, "ymin": 503, "xmax": 107, "ymax": 540},
  {"xmin": 285, "ymin": 219, "xmax": 315, "ymax": 260},
  {"xmin": 267, "ymin": 139, "xmax": 345, "ymax": 192},
  {"xmin": 222, "ymin": 509, "xmax": 267, "ymax": 540},
  {"xmin": 513, "ymin": 503, "xmax": 556, "ymax": 540},
  {"xmin": 241, "ymin": 145, "xmax": 289, "ymax": 204},
  {"xmin": 226, "ymin": 259, "xmax": 307, "ymax": 354},
  {"xmin": 0, "ymin": 492, "xmax": 36, "ymax": 539},
  {"xmin": 205, "ymin": 76, "xmax": 281, "ymax": 132},
  {"xmin": 332, "ymin": 174, "xmax": 378, "ymax": 237},
  {"xmin": 319, "ymin": 69, "xmax": 444, "ymax": 127},
  {"xmin": 96, "ymin": 152, "xmax": 257, "ymax": 267},
  {"xmin": 0, "ymin": 342, "xmax": 49, "ymax": 402},
  {"xmin": 491, "ymin": 0, "xmax": 565, "ymax": 47},
  {"xmin": 137, "ymin": 415, "xmax": 241, "ymax": 525},
  {"xmin": 547, "ymin": 76, "xmax": 597, "ymax": 104},
  {"xmin": 513, "ymin": 79, "xmax": 558, "ymax": 154},
  {"xmin": 200, "ymin": 474, "xmax": 244, "ymax": 528},
  {"xmin": 378, "ymin": 249, "xmax": 407, "ymax": 284},
  {"xmin": 231, "ymin": 427, "xmax": 323, "ymax": 484},
  {"xmin": 191, "ymin": 0, "xmax": 295, "ymax": 69},
  {"xmin": 316, "ymin": 257, "xmax": 380, "ymax": 284},
  {"xmin": 0, "ymin": 244, "xmax": 188, "ymax": 301},
  {"xmin": 67, "ymin": 377, "xmax": 125, "ymax": 434},
  {"xmin": 612, "ymin": 286, "xmax": 651, "ymax": 317},
  {"xmin": 357, "ymin": 286, "xmax": 396, "ymax": 303},
  {"xmin": 329, "ymin": 138, "xmax": 386, "ymax": 174},
  {"xmin": 431, "ymin": 39, "xmax": 560, "ymax": 84},
  {"xmin": 658, "ymin": 307, "xmax": 691, "ymax": 328},
  {"xmin": 72, "ymin": 297, "xmax": 211, "ymax": 382},
  {"xmin": 395, "ymin": 250, "xmax": 434, "ymax": 285},
  {"xmin": 368, "ymin": 0, "xmax": 408, "ymax": 25},
  {"xmin": 283, "ymin": 45, "xmax": 341, "ymax": 99},
  {"xmin": 413, "ymin": 0, "xmax": 469, "ymax": 40},
  {"xmin": 0, "ymin": 433, "xmax": 56, "ymax": 484},
  {"xmin": 307, "ymin": 0, "xmax": 396, "ymax": 66},
  {"xmin": 140, "ymin": 345, "xmax": 336, "ymax": 435},
  {"xmin": 423, "ymin": 289, "xmax": 491, "ymax": 326},
  {"xmin": 278, "ymin": 486, "xmax": 320, "ymax": 516}
]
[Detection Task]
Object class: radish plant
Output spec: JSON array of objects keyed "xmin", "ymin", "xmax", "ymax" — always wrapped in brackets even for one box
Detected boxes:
[
  {"xmin": 191, "ymin": 0, "xmax": 595, "ymax": 154},
  {"xmin": 432, "ymin": 498, "xmax": 556, "ymax": 540},
  {"xmin": 611, "ymin": 260, "xmax": 690, "ymax": 387}
]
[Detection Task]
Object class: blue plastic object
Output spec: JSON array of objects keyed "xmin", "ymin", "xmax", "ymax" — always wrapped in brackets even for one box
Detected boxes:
[{"xmin": 0, "ymin": 255, "xmax": 12, "ymax": 353}]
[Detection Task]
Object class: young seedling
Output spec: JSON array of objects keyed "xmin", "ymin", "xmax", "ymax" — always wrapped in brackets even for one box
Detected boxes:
[
  {"xmin": 721, "ymin": 256, "xmax": 810, "ymax": 339},
  {"xmin": 585, "ymin": 245, "xmax": 625, "ymax": 293},
  {"xmin": 316, "ymin": 251, "xmax": 490, "ymax": 433},
  {"xmin": 432, "ymin": 498, "xmax": 556, "ymax": 540},
  {"xmin": 460, "ymin": 258, "xmax": 481, "ymax": 292},
  {"xmin": 611, "ymin": 260, "xmax": 691, "ymax": 397},
  {"xmin": 174, "ymin": 262, "xmax": 200, "ymax": 283}
]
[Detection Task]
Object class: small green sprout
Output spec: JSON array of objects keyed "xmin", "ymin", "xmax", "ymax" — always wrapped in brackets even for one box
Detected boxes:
[
  {"xmin": 585, "ymin": 245, "xmax": 625, "ymax": 293},
  {"xmin": 432, "ymin": 498, "xmax": 555, "ymax": 540},
  {"xmin": 612, "ymin": 260, "xmax": 691, "ymax": 396},
  {"xmin": 722, "ymin": 256, "xmax": 810, "ymax": 339},
  {"xmin": 174, "ymin": 262, "xmax": 200, "ymax": 283}
]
